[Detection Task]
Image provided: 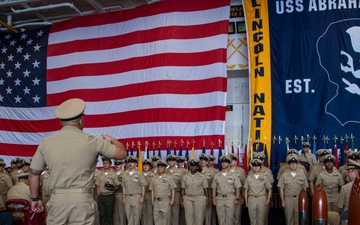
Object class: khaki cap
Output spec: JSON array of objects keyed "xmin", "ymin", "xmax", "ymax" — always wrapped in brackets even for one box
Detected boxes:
[
  {"xmin": 0, "ymin": 161, "xmax": 5, "ymax": 166},
  {"xmin": 228, "ymin": 153, "xmax": 238, "ymax": 161},
  {"xmin": 125, "ymin": 156, "xmax": 138, "ymax": 163},
  {"xmin": 17, "ymin": 172, "xmax": 29, "ymax": 179},
  {"xmin": 188, "ymin": 159, "xmax": 200, "ymax": 166},
  {"xmin": 199, "ymin": 154, "xmax": 210, "ymax": 161},
  {"xmin": 114, "ymin": 160, "xmax": 124, "ymax": 165},
  {"xmin": 176, "ymin": 156, "xmax": 186, "ymax": 162},
  {"xmin": 302, "ymin": 142, "xmax": 311, "ymax": 148},
  {"xmin": 286, "ymin": 154, "xmax": 299, "ymax": 163},
  {"xmin": 253, "ymin": 153, "xmax": 265, "ymax": 160},
  {"xmin": 321, "ymin": 154, "xmax": 335, "ymax": 163},
  {"xmin": 166, "ymin": 154, "xmax": 177, "ymax": 161},
  {"xmin": 151, "ymin": 155, "xmax": 161, "ymax": 162},
  {"xmin": 347, "ymin": 159, "xmax": 360, "ymax": 170},
  {"xmin": 209, "ymin": 155, "xmax": 215, "ymax": 161},
  {"xmin": 319, "ymin": 149, "xmax": 331, "ymax": 157},
  {"xmin": 220, "ymin": 155, "xmax": 231, "ymax": 163},
  {"xmin": 287, "ymin": 149, "xmax": 299, "ymax": 155},
  {"xmin": 251, "ymin": 159, "xmax": 263, "ymax": 166},
  {"xmin": 156, "ymin": 159, "xmax": 168, "ymax": 167},
  {"xmin": 143, "ymin": 159, "xmax": 151, "ymax": 165},
  {"xmin": 54, "ymin": 98, "xmax": 86, "ymax": 120}
]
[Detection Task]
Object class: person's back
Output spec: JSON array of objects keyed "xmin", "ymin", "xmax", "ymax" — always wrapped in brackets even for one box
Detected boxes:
[
  {"xmin": 38, "ymin": 126, "xmax": 112, "ymax": 190},
  {"xmin": 29, "ymin": 98, "xmax": 126, "ymax": 225}
]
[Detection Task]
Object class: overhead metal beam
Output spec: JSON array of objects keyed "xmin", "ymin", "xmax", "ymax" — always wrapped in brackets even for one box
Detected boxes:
[
  {"xmin": 86, "ymin": 0, "xmax": 105, "ymax": 13},
  {"xmin": 0, "ymin": 18, "xmax": 19, "ymax": 33}
]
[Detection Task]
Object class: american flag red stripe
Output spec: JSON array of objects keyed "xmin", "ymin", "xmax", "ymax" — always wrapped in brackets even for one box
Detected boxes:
[{"xmin": 0, "ymin": 0, "xmax": 229, "ymax": 165}]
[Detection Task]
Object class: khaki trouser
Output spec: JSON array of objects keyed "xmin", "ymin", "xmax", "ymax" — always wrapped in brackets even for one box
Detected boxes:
[
  {"xmin": 248, "ymin": 195, "xmax": 266, "ymax": 225},
  {"xmin": 154, "ymin": 197, "xmax": 171, "ymax": 225},
  {"xmin": 204, "ymin": 188, "xmax": 213, "ymax": 225},
  {"xmin": 125, "ymin": 194, "xmax": 143, "ymax": 225},
  {"xmin": 234, "ymin": 199, "xmax": 242, "ymax": 225},
  {"xmin": 284, "ymin": 195, "xmax": 298, "ymax": 225},
  {"xmin": 142, "ymin": 192, "xmax": 154, "ymax": 225},
  {"xmin": 47, "ymin": 193, "xmax": 98, "ymax": 225},
  {"xmin": 114, "ymin": 193, "xmax": 126, "ymax": 225},
  {"xmin": 215, "ymin": 195, "xmax": 235, "ymax": 225},
  {"xmin": 183, "ymin": 195, "xmax": 206, "ymax": 225},
  {"xmin": 170, "ymin": 191, "xmax": 181, "ymax": 225}
]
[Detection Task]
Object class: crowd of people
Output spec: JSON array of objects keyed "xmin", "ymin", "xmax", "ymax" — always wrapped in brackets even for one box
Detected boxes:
[
  {"xmin": 1, "ymin": 142, "xmax": 359, "ymax": 225},
  {"xmin": 0, "ymin": 98, "xmax": 359, "ymax": 225}
]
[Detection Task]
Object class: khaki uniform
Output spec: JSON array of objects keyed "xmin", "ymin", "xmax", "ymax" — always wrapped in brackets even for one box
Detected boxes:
[
  {"xmin": 248, "ymin": 167, "xmax": 274, "ymax": 224},
  {"xmin": 122, "ymin": 170, "xmax": 146, "ymax": 225},
  {"xmin": 230, "ymin": 167, "xmax": 247, "ymax": 225},
  {"xmin": 341, "ymin": 169, "xmax": 351, "ymax": 184},
  {"xmin": 244, "ymin": 173, "xmax": 271, "ymax": 225},
  {"xmin": 201, "ymin": 167, "xmax": 218, "ymax": 225},
  {"xmin": 315, "ymin": 170, "xmax": 344, "ymax": 211},
  {"xmin": 211, "ymin": 171, "xmax": 242, "ymax": 225},
  {"xmin": 337, "ymin": 181, "xmax": 352, "ymax": 211},
  {"xmin": 277, "ymin": 164, "xmax": 308, "ymax": 180},
  {"xmin": 149, "ymin": 174, "xmax": 176, "ymax": 225},
  {"xmin": 0, "ymin": 173, "xmax": 13, "ymax": 206},
  {"xmin": 165, "ymin": 167, "xmax": 184, "ymax": 225},
  {"xmin": 96, "ymin": 169, "xmax": 120, "ymax": 225},
  {"xmin": 338, "ymin": 164, "xmax": 347, "ymax": 175},
  {"xmin": 142, "ymin": 171, "xmax": 155, "ymax": 225},
  {"xmin": 10, "ymin": 170, "xmax": 22, "ymax": 185},
  {"xmin": 299, "ymin": 152, "xmax": 317, "ymax": 167},
  {"xmin": 114, "ymin": 171, "xmax": 126, "ymax": 225},
  {"xmin": 7, "ymin": 182, "xmax": 31, "ymax": 202},
  {"xmin": 181, "ymin": 172, "xmax": 208, "ymax": 225},
  {"xmin": 277, "ymin": 169, "xmax": 309, "ymax": 225},
  {"xmin": 30, "ymin": 125, "xmax": 116, "ymax": 225},
  {"xmin": 40, "ymin": 170, "xmax": 50, "ymax": 211}
]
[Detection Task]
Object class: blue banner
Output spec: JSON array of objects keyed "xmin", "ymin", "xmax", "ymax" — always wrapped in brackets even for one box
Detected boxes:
[{"xmin": 268, "ymin": 1, "xmax": 360, "ymax": 163}]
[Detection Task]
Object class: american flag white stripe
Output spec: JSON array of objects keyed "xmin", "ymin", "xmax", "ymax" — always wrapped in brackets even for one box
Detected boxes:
[
  {"xmin": 47, "ymin": 63, "xmax": 226, "ymax": 94},
  {"xmin": 48, "ymin": 7, "xmax": 230, "ymax": 45},
  {"xmin": 0, "ymin": 92, "xmax": 225, "ymax": 120},
  {"xmin": 47, "ymin": 35, "xmax": 227, "ymax": 69},
  {"xmin": 0, "ymin": 0, "xmax": 229, "ymax": 166}
]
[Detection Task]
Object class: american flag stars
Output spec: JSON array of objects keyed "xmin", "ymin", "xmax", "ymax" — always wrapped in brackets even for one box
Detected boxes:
[{"xmin": 0, "ymin": 27, "xmax": 49, "ymax": 106}]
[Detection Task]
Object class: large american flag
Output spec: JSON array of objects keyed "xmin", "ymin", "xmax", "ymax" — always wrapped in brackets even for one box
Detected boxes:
[{"xmin": 0, "ymin": 0, "xmax": 229, "ymax": 165}]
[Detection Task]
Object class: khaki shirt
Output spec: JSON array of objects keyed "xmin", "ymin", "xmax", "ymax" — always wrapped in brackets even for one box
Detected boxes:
[
  {"xmin": 244, "ymin": 173, "xmax": 271, "ymax": 196},
  {"xmin": 229, "ymin": 167, "xmax": 247, "ymax": 186},
  {"xmin": 96, "ymin": 169, "xmax": 120, "ymax": 194},
  {"xmin": 7, "ymin": 182, "xmax": 31, "ymax": 203},
  {"xmin": 114, "ymin": 171, "xmax": 124, "ymax": 194},
  {"xmin": 40, "ymin": 170, "xmax": 50, "ymax": 197},
  {"xmin": 299, "ymin": 152, "xmax": 317, "ymax": 167},
  {"xmin": 149, "ymin": 174, "xmax": 176, "ymax": 198},
  {"xmin": 143, "ymin": 171, "xmax": 155, "ymax": 193},
  {"xmin": 277, "ymin": 164, "xmax": 308, "ymax": 180},
  {"xmin": 10, "ymin": 170, "xmax": 23, "ymax": 185},
  {"xmin": 201, "ymin": 167, "xmax": 218, "ymax": 188},
  {"xmin": 122, "ymin": 170, "xmax": 146, "ymax": 195},
  {"xmin": 338, "ymin": 164, "xmax": 347, "ymax": 175},
  {"xmin": 338, "ymin": 181, "xmax": 352, "ymax": 211},
  {"xmin": 315, "ymin": 170, "xmax": 344, "ymax": 202},
  {"xmin": 211, "ymin": 171, "xmax": 242, "ymax": 195},
  {"xmin": 277, "ymin": 169, "xmax": 309, "ymax": 196},
  {"xmin": 31, "ymin": 126, "xmax": 116, "ymax": 190},
  {"xmin": 0, "ymin": 173, "xmax": 13, "ymax": 195},
  {"xmin": 181, "ymin": 172, "xmax": 208, "ymax": 196},
  {"xmin": 341, "ymin": 169, "xmax": 351, "ymax": 184},
  {"xmin": 248, "ymin": 167, "xmax": 274, "ymax": 184},
  {"xmin": 165, "ymin": 167, "xmax": 184, "ymax": 191}
]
